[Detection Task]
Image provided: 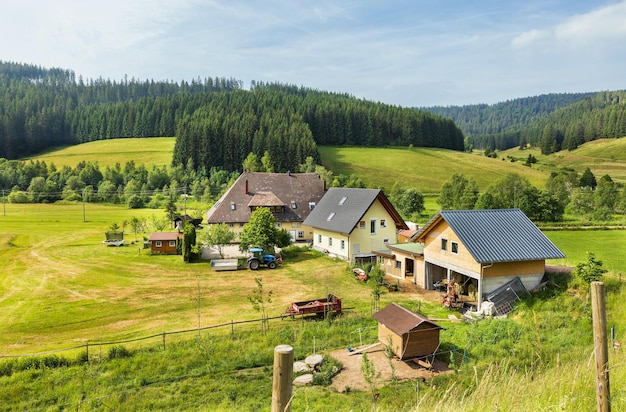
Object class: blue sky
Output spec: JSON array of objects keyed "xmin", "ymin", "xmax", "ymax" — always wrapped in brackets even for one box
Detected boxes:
[{"xmin": 2, "ymin": 1, "xmax": 625, "ymax": 107}]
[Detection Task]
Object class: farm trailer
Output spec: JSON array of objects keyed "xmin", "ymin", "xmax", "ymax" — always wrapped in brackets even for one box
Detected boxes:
[{"xmin": 285, "ymin": 293, "xmax": 342, "ymax": 318}]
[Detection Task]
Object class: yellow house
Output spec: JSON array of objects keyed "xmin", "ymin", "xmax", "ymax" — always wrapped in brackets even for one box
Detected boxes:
[
  {"xmin": 414, "ymin": 209, "xmax": 565, "ymax": 308},
  {"xmin": 205, "ymin": 172, "xmax": 326, "ymax": 243},
  {"xmin": 303, "ymin": 188, "xmax": 408, "ymax": 263}
]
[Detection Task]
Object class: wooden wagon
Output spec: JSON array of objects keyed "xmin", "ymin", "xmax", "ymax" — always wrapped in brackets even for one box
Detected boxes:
[{"xmin": 285, "ymin": 293, "xmax": 342, "ymax": 318}]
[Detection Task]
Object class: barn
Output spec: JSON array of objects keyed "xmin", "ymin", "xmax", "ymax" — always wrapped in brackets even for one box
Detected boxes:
[{"xmin": 372, "ymin": 303, "xmax": 443, "ymax": 360}]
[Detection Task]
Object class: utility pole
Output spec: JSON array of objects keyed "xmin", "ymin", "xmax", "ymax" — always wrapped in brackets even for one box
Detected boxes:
[
  {"xmin": 2, "ymin": 189, "xmax": 5, "ymax": 216},
  {"xmin": 82, "ymin": 188, "xmax": 86, "ymax": 222}
]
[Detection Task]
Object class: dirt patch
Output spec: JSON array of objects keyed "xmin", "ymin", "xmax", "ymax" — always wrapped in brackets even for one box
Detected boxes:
[{"xmin": 329, "ymin": 345, "xmax": 453, "ymax": 392}]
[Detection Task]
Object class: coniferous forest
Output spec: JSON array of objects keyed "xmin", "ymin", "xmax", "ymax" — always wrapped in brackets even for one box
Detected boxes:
[
  {"xmin": 0, "ymin": 62, "xmax": 464, "ymax": 173},
  {"xmin": 424, "ymin": 91, "xmax": 626, "ymax": 153}
]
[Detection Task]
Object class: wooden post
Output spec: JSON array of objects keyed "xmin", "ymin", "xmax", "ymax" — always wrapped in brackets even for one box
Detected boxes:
[
  {"xmin": 272, "ymin": 344, "xmax": 293, "ymax": 412},
  {"xmin": 591, "ymin": 282, "xmax": 611, "ymax": 412}
]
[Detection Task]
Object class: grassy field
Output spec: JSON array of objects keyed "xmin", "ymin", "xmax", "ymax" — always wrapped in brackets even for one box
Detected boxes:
[
  {"xmin": 1, "ymin": 203, "xmax": 626, "ymax": 411},
  {"xmin": 26, "ymin": 137, "xmax": 177, "ymax": 168}
]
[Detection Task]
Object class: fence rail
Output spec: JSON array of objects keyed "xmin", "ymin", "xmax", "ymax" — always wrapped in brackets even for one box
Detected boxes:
[{"xmin": 1, "ymin": 314, "xmax": 293, "ymax": 360}]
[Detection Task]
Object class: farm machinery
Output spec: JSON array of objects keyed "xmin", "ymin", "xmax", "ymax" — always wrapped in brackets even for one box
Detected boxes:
[{"xmin": 247, "ymin": 247, "xmax": 281, "ymax": 270}]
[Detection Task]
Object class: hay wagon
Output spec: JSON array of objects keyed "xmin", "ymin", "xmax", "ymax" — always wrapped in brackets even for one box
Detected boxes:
[{"xmin": 285, "ymin": 293, "xmax": 342, "ymax": 318}]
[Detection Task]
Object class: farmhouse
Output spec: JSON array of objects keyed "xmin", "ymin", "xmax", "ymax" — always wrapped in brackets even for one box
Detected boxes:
[
  {"xmin": 205, "ymin": 171, "xmax": 326, "ymax": 242},
  {"xmin": 304, "ymin": 188, "xmax": 408, "ymax": 263},
  {"xmin": 148, "ymin": 232, "xmax": 183, "ymax": 255},
  {"xmin": 412, "ymin": 208, "xmax": 565, "ymax": 308},
  {"xmin": 372, "ymin": 303, "xmax": 443, "ymax": 360}
]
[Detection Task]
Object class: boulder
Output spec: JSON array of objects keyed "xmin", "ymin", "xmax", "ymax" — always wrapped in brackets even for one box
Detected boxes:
[
  {"xmin": 293, "ymin": 374, "xmax": 314, "ymax": 386},
  {"xmin": 304, "ymin": 354, "xmax": 324, "ymax": 368},
  {"xmin": 293, "ymin": 361, "xmax": 309, "ymax": 373}
]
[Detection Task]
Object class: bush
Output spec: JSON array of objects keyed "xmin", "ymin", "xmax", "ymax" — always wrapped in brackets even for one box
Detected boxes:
[
  {"xmin": 107, "ymin": 345, "xmax": 133, "ymax": 360},
  {"xmin": 127, "ymin": 195, "xmax": 145, "ymax": 209}
]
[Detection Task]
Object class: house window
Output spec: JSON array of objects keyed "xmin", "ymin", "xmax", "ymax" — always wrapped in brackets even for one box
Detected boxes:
[
  {"xmin": 383, "ymin": 238, "xmax": 389, "ymax": 244},
  {"xmin": 292, "ymin": 222, "xmax": 301, "ymax": 228},
  {"xmin": 451, "ymin": 241, "xmax": 459, "ymax": 254},
  {"xmin": 230, "ymin": 202, "xmax": 236, "ymax": 210},
  {"xmin": 291, "ymin": 201, "xmax": 297, "ymax": 209},
  {"xmin": 156, "ymin": 241, "xmax": 162, "ymax": 247},
  {"xmin": 395, "ymin": 260, "xmax": 402, "ymax": 270},
  {"xmin": 359, "ymin": 221, "xmax": 366, "ymax": 229},
  {"xmin": 328, "ymin": 237, "xmax": 333, "ymax": 247},
  {"xmin": 297, "ymin": 231, "xmax": 304, "ymax": 238},
  {"xmin": 370, "ymin": 219, "xmax": 377, "ymax": 234},
  {"xmin": 169, "ymin": 240, "xmax": 176, "ymax": 247},
  {"xmin": 276, "ymin": 223, "xmax": 282, "ymax": 228},
  {"xmin": 441, "ymin": 238, "xmax": 448, "ymax": 251},
  {"xmin": 318, "ymin": 234, "xmax": 322, "ymax": 244},
  {"xmin": 240, "ymin": 223, "xmax": 245, "ymax": 228},
  {"xmin": 309, "ymin": 202, "xmax": 316, "ymax": 210},
  {"xmin": 340, "ymin": 240, "xmax": 345, "ymax": 250},
  {"xmin": 228, "ymin": 223, "xmax": 234, "ymax": 228},
  {"xmin": 380, "ymin": 219, "xmax": 386, "ymax": 228}
]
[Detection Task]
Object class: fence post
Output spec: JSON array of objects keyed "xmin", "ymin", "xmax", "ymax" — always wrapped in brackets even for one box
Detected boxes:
[
  {"xmin": 162, "ymin": 332, "xmax": 166, "ymax": 351},
  {"xmin": 591, "ymin": 282, "xmax": 611, "ymax": 412},
  {"xmin": 231, "ymin": 320, "xmax": 234, "ymax": 340},
  {"xmin": 85, "ymin": 341, "xmax": 89, "ymax": 362},
  {"xmin": 271, "ymin": 345, "xmax": 293, "ymax": 412}
]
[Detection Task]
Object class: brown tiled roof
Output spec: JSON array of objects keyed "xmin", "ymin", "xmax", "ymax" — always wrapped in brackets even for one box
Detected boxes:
[
  {"xmin": 248, "ymin": 191, "xmax": 285, "ymax": 207},
  {"xmin": 206, "ymin": 172, "xmax": 326, "ymax": 224},
  {"xmin": 149, "ymin": 232, "xmax": 183, "ymax": 241}
]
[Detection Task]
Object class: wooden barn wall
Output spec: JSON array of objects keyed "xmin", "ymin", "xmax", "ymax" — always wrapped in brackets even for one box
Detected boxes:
[{"xmin": 378, "ymin": 324, "xmax": 440, "ymax": 359}]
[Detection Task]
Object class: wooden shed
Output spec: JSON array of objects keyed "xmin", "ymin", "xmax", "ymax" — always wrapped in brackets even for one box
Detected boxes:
[
  {"xmin": 372, "ymin": 303, "xmax": 443, "ymax": 360},
  {"xmin": 148, "ymin": 232, "xmax": 183, "ymax": 255}
]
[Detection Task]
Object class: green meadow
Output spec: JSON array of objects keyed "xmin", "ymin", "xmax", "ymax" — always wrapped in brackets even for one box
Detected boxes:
[
  {"xmin": 2, "ymin": 137, "xmax": 625, "ymax": 410},
  {"xmin": 27, "ymin": 137, "xmax": 177, "ymax": 169}
]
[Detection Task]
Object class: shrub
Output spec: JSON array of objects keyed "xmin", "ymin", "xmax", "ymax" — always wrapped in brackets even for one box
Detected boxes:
[{"xmin": 107, "ymin": 345, "xmax": 133, "ymax": 360}]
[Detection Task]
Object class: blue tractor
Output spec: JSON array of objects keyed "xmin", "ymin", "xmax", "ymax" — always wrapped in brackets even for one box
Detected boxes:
[{"xmin": 247, "ymin": 247, "xmax": 281, "ymax": 270}]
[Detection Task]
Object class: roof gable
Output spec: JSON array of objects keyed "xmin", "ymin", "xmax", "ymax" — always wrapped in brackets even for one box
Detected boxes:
[
  {"xmin": 416, "ymin": 209, "xmax": 565, "ymax": 263},
  {"xmin": 372, "ymin": 303, "xmax": 443, "ymax": 335},
  {"xmin": 206, "ymin": 172, "xmax": 326, "ymax": 224},
  {"xmin": 303, "ymin": 188, "xmax": 408, "ymax": 234}
]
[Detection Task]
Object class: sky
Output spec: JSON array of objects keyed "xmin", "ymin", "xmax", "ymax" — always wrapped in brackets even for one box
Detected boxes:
[{"xmin": 2, "ymin": 0, "xmax": 625, "ymax": 107}]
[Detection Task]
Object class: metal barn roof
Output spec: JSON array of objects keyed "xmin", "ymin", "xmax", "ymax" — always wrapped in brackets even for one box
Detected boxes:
[{"xmin": 417, "ymin": 209, "xmax": 565, "ymax": 263}]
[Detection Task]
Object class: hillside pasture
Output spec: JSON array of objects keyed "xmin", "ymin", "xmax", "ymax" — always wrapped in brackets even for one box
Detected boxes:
[
  {"xmin": 26, "ymin": 137, "xmax": 176, "ymax": 169},
  {"xmin": 319, "ymin": 146, "xmax": 550, "ymax": 193}
]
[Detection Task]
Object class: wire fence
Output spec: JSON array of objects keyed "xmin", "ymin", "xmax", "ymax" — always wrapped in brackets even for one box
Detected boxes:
[{"xmin": 0, "ymin": 314, "xmax": 299, "ymax": 360}]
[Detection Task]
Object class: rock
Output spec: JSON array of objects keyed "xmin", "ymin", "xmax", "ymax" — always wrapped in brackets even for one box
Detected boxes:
[
  {"xmin": 293, "ymin": 374, "xmax": 314, "ymax": 386},
  {"xmin": 304, "ymin": 354, "xmax": 324, "ymax": 368},
  {"xmin": 293, "ymin": 361, "xmax": 309, "ymax": 373}
]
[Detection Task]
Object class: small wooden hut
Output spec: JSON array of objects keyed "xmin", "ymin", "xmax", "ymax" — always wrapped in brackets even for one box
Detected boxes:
[{"xmin": 372, "ymin": 303, "xmax": 443, "ymax": 360}]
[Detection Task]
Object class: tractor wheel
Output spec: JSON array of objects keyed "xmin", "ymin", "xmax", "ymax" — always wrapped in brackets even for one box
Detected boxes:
[
  {"xmin": 268, "ymin": 261, "xmax": 277, "ymax": 269},
  {"xmin": 248, "ymin": 259, "xmax": 260, "ymax": 270}
]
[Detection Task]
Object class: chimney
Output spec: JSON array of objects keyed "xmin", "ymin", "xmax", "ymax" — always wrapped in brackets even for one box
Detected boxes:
[{"xmin": 245, "ymin": 179, "xmax": 249, "ymax": 194}]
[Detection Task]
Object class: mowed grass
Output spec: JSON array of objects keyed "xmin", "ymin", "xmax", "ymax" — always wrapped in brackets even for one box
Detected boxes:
[
  {"xmin": 26, "ymin": 137, "xmax": 177, "ymax": 168},
  {"xmin": 318, "ymin": 146, "xmax": 550, "ymax": 193},
  {"xmin": 0, "ymin": 203, "xmax": 388, "ymax": 357}
]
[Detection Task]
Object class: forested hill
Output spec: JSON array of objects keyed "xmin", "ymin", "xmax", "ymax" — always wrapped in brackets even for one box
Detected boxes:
[
  {"xmin": 423, "ymin": 91, "xmax": 626, "ymax": 153},
  {"xmin": 0, "ymin": 62, "xmax": 464, "ymax": 173},
  {"xmin": 423, "ymin": 92, "xmax": 596, "ymax": 150}
]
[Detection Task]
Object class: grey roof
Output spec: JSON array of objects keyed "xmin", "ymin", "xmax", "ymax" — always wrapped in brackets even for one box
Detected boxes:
[
  {"xmin": 206, "ymin": 172, "xmax": 326, "ymax": 224},
  {"xmin": 303, "ymin": 188, "xmax": 407, "ymax": 234},
  {"xmin": 416, "ymin": 209, "xmax": 565, "ymax": 263},
  {"xmin": 372, "ymin": 303, "xmax": 443, "ymax": 335}
]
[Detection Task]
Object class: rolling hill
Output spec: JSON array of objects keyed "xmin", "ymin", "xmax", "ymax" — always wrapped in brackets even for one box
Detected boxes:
[{"xmin": 27, "ymin": 137, "xmax": 626, "ymax": 193}]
